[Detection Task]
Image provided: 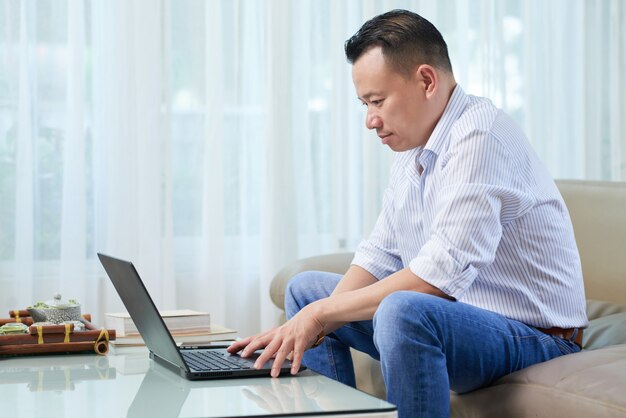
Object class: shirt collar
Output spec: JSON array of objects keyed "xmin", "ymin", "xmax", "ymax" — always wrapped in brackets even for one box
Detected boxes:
[
  {"xmin": 395, "ymin": 84, "xmax": 470, "ymax": 171},
  {"xmin": 424, "ymin": 84, "xmax": 469, "ymax": 157}
]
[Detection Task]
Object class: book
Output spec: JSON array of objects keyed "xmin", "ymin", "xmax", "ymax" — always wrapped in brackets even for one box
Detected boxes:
[
  {"xmin": 104, "ymin": 309, "xmax": 210, "ymax": 337},
  {"xmin": 109, "ymin": 324, "xmax": 238, "ymax": 348}
]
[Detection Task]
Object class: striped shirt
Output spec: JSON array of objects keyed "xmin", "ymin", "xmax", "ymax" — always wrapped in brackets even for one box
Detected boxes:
[{"xmin": 352, "ymin": 85, "xmax": 588, "ymax": 329}]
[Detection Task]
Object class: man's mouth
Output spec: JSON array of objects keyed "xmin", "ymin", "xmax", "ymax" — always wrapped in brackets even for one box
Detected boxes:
[{"xmin": 378, "ymin": 133, "xmax": 392, "ymax": 144}]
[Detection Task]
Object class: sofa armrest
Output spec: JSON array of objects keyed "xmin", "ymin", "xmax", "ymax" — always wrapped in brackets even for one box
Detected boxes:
[
  {"xmin": 270, "ymin": 252, "xmax": 355, "ymax": 311},
  {"xmin": 555, "ymin": 179, "xmax": 626, "ymax": 305}
]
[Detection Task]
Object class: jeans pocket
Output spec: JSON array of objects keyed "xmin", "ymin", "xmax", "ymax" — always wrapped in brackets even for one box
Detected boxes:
[{"xmin": 552, "ymin": 335, "xmax": 579, "ymax": 355}]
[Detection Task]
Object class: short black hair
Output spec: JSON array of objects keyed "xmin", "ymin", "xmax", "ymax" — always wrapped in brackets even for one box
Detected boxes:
[{"xmin": 345, "ymin": 9, "xmax": 453, "ymax": 77}]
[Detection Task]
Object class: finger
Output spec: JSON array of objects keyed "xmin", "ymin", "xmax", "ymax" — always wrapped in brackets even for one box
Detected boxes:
[
  {"xmin": 271, "ymin": 345, "xmax": 292, "ymax": 378},
  {"xmin": 241, "ymin": 334, "xmax": 274, "ymax": 358},
  {"xmin": 240, "ymin": 327, "xmax": 279, "ymax": 357},
  {"xmin": 253, "ymin": 337, "xmax": 284, "ymax": 370},
  {"xmin": 290, "ymin": 349, "xmax": 303, "ymax": 375},
  {"xmin": 290, "ymin": 339, "xmax": 307, "ymax": 375},
  {"xmin": 227, "ymin": 336, "xmax": 253, "ymax": 354}
]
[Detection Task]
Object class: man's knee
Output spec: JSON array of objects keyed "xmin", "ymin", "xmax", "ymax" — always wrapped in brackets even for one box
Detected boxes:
[
  {"xmin": 374, "ymin": 291, "xmax": 441, "ymax": 322},
  {"xmin": 285, "ymin": 271, "xmax": 315, "ymax": 316},
  {"xmin": 284, "ymin": 271, "xmax": 340, "ymax": 317},
  {"xmin": 373, "ymin": 291, "xmax": 445, "ymax": 350},
  {"xmin": 285, "ymin": 271, "xmax": 315, "ymax": 298}
]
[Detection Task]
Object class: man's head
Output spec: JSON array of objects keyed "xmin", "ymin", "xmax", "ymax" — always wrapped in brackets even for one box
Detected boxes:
[
  {"xmin": 345, "ymin": 9, "xmax": 453, "ymax": 77},
  {"xmin": 345, "ymin": 10, "xmax": 455, "ymax": 151}
]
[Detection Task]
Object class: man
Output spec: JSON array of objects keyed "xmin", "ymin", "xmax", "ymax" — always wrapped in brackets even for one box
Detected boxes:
[{"xmin": 228, "ymin": 9, "xmax": 587, "ymax": 418}]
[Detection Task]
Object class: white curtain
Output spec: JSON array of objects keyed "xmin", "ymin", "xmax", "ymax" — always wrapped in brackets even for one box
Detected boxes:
[{"xmin": 0, "ymin": 0, "xmax": 624, "ymax": 337}]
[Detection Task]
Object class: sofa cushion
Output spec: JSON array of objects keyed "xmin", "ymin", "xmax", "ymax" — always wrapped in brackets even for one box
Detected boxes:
[
  {"xmin": 586, "ymin": 299, "xmax": 626, "ymax": 320},
  {"xmin": 584, "ymin": 300, "xmax": 626, "ymax": 350},
  {"xmin": 450, "ymin": 300, "xmax": 626, "ymax": 416},
  {"xmin": 450, "ymin": 344, "xmax": 626, "ymax": 417},
  {"xmin": 585, "ymin": 312, "xmax": 626, "ymax": 350}
]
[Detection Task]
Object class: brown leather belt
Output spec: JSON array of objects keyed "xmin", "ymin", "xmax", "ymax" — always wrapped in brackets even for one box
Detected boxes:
[{"xmin": 537, "ymin": 326, "xmax": 583, "ymax": 349}]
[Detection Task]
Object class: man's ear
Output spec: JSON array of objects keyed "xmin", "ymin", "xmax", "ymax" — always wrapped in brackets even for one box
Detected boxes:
[{"xmin": 416, "ymin": 64, "xmax": 438, "ymax": 98}]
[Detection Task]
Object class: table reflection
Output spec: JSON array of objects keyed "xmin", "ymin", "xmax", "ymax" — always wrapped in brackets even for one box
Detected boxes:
[
  {"xmin": 241, "ymin": 375, "xmax": 326, "ymax": 414},
  {"xmin": 0, "ymin": 354, "xmax": 115, "ymax": 392},
  {"xmin": 127, "ymin": 362, "xmax": 337, "ymax": 418}
]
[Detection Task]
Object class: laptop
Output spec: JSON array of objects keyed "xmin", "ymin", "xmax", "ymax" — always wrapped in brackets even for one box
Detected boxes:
[{"xmin": 98, "ymin": 253, "xmax": 298, "ymax": 380}]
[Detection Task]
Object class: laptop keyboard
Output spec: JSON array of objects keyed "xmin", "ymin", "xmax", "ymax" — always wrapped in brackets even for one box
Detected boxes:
[{"xmin": 182, "ymin": 350, "xmax": 253, "ymax": 371}]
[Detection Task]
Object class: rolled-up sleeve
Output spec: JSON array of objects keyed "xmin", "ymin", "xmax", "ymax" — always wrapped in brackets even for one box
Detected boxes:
[
  {"xmin": 352, "ymin": 185, "xmax": 403, "ymax": 280},
  {"xmin": 410, "ymin": 131, "xmax": 535, "ymax": 299}
]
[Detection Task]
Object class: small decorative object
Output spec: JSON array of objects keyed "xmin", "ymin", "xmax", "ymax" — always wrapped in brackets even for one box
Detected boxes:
[
  {"xmin": 1, "ymin": 302, "xmax": 116, "ymax": 356},
  {"xmin": 27, "ymin": 294, "xmax": 82, "ymax": 324},
  {"xmin": 0, "ymin": 323, "xmax": 29, "ymax": 335}
]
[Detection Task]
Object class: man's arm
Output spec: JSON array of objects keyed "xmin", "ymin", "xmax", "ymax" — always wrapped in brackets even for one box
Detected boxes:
[
  {"xmin": 332, "ymin": 265, "xmax": 378, "ymax": 294},
  {"xmin": 228, "ymin": 266, "xmax": 450, "ymax": 377},
  {"xmin": 318, "ymin": 266, "xmax": 452, "ymax": 335},
  {"xmin": 227, "ymin": 265, "xmax": 378, "ymax": 362},
  {"xmin": 303, "ymin": 264, "xmax": 378, "ymax": 337}
]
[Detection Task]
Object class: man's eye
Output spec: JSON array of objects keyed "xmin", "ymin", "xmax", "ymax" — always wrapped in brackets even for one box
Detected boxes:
[{"xmin": 371, "ymin": 99, "xmax": 383, "ymax": 106}]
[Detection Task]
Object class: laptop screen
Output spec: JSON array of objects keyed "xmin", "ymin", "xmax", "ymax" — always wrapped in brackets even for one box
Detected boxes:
[{"xmin": 98, "ymin": 253, "xmax": 188, "ymax": 371}]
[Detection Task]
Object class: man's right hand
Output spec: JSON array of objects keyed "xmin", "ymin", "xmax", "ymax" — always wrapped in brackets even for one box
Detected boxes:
[{"xmin": 227, "ymin": 301, "xmax": 327, "ymax": 377}]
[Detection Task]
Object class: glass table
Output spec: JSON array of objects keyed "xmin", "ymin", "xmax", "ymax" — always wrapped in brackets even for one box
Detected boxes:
[{"xmin": 0, "ymin": 347, "xmax": 397, "ymax": 417}]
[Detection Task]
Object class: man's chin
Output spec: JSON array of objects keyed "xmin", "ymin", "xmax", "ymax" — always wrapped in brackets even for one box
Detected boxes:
[
  {"xmin": 385, "ymin": 137, "xmax": 427, "ymax": 152},
  {"xmin": 386, "ymin": 143, "xmax": 413, "ymax": 152}
]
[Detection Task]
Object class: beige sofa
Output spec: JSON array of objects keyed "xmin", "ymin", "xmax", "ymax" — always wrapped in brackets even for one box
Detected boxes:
[{"xmin": 270, "ymin": 180, "xmax": 626, "ymax": 417}]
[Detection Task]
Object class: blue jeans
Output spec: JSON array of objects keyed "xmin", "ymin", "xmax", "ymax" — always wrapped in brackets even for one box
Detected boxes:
[{"xmin": 285, "ymin": 271, "xmax": 581, "ymax": 418}]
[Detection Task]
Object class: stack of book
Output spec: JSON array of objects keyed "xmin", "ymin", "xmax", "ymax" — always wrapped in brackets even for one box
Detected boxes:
[{"xmin": 105, "ymin": 310, "xmax": 237, "ymax": 348}]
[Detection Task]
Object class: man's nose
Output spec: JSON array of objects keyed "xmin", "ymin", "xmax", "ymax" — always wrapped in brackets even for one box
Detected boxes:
[{"xmin": 366, "ymin": 110, "xmax": 382, "ymax": 130}]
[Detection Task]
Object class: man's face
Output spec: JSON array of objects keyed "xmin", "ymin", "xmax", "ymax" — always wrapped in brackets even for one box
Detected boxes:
[{"xmin": 352, "ymin": 47, "xmax": 433, "ymax": 152}]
